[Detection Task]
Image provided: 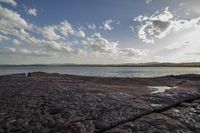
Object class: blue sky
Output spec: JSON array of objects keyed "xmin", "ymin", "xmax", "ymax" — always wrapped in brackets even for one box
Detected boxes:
[{"xmin": 0, "ymin": 0, "xmax": 200, "ymax": 64}]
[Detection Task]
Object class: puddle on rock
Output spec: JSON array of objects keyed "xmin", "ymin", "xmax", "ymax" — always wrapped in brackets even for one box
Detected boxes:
[
  {"xmin": 148, "ymin": 86, "xmax": 177, "ymax": 94},
  {"xmin": 150, "ymin": 104, "xmax": 162, "ymax": 107}
]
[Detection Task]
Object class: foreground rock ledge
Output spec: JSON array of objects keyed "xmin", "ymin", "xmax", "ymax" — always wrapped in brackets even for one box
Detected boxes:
[{"xmin": 0, "ymin": 72, "xmax": 200, "ymax": 133}]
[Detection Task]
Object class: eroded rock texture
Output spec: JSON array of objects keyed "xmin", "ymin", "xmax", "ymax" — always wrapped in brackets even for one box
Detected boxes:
[{"xmin": 0, "ymin": 72, "xmax": 199, "ymax": 132}]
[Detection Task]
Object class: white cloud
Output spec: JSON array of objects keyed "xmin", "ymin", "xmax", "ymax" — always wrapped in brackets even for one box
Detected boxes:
[
  {"xmin": 39, "ymin": 26, "xmax": 61, "ymax": 40},
  {"xmin": 0, "ymin": 6, "xmax": 73, "ymax": 54},
  {"xmin": 186, "ymin": 52, "xmax": 200, "ymax": 56},
  {"xmin": 0, "ymin": 5, "xmax": 87, "ymax": 56},
  {"xmin": 45, "ymin": 41, "xmax": 72, "ymax": 52},
  {"xmin": 86, "ymin": 33, "xmax": 118, "ymax": 53},
  {"xmin": 74, "ymin": 29, "xmax": 85, "ymax": 38},
  {"xmin": 0, "ymin": 5, "xmax": 33, "ymax": 46},
  {"xmin": 59, "ymin": 20, "xmax": 74, "ymax": 36},
  {"xmin": 0, "ymin": 0, "xmax": 17, "ymax": 7},
  {"xmin": 0, "ymin": 6, "xmax": 83, "ymax": 58},
  {"xmin": 0, "ymin": 34, "xmax": 8, "ymax": 41},
  {"xmin": 12, "ymin": 39, "xmax": 21, "ymax": 45},
  {"xmin": 21, "ymin": 35, "xmax": 73, "ymax": 53},
  {"xmin": 85, "ymin": 33, "xmax": 148, "ymax": 58},
  {"xmin": 120, "ymin": 48, "xmax": 149, "ymax": 57},
  {"xmin": 179, "ymin": 3, "xmax": 185, "ymax": 6},
  {"xmin": 88, "ymin": 23, "xmax": 96, "ymax": 29},
  {"xmin": 101, "ymin": 19, "xmax": 113, "ymax": 31},
  {"xmin": 0, "ymin": 47, "xmax": 16, "ymax": 54},
  {"xmin": 153, "ymin": 56, "xmax": 164, "ymax": 60},
  {"xmin": 145, "ymin": 0, "xmax": 152, "ymax": 5},
  {"xmin": 28, "ymin": 8, "xmax": 37, "ymax": 16},
  {"xmin": 166, "ymin": 41, "xmax": 190, "ymax": 50},
  {"xmin": 0, "ymin": 47, "xmax": 51, "ymax": 57},
  {"xmin": 0, "ymin": 6, "xmax": 28, "ymax": 30},
  {"xmin": 36, "ymin": 20, "xmax": 85, "ymax": 41},
  {"xmin": 0, "ymin": 5, "xmax": 149, "ymax": 63},
  {"xmin": 58, "ymin": 20, "xmax": 85, "ymax": 38},
  {"xmin": 134, "ymin": 7, "xmax": 200, "ymax": 43}
]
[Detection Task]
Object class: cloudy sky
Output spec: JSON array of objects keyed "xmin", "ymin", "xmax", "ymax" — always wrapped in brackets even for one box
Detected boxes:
[{"xmin": 0, "ymin": 0, "xmax": 200, "ymax": 64}]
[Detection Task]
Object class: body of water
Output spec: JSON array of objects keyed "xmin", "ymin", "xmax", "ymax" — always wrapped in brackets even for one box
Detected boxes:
[{"xmin": 0, "ymin": 66, "xmax": 200, "ymax": 77}]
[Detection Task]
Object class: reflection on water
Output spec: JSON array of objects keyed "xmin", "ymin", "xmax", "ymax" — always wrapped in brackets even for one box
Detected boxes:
[
  {"xmin": 148, "ymin": 86, "xmax": 177, "ymax": 93},
  {"xmin": 0, "ymin": 66, "xmax": 200, "ymax": 77},
  {"xmin": 150, "ymin": 104, "xmax": 162, "ymax": 107}
]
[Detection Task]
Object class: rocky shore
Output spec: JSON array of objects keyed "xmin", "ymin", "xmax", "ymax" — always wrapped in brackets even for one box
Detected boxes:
[{"xmin": 0, "ymin": 72, "xmax": 200, "ymax": 133}]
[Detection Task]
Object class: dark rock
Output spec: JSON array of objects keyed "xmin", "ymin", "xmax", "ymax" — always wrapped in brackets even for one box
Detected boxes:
[
  {"xmin": 42, "ymin": 116, "xmax": 55, "ymax": 127},
  {"xmin": 48, "ymin": 107, "xmax": 63, "ymax": 115},
  {"xmin": 0, "ymin": 72, "xmax": 199, "ymax": 132}
]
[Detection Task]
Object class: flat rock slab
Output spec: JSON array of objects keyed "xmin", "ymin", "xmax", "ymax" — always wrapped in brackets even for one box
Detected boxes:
[{"xmin": 0, "ymin": 72, "xmax": 200, "ymax": 133}]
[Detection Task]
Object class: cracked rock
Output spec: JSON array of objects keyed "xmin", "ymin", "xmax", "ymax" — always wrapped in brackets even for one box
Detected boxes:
[{"xmin": 0, "ymin": 72, "xmax": 199, "ymax": 132}]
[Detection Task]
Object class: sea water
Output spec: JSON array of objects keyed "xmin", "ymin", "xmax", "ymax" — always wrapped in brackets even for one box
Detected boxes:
[{"xmin": 0, "ymin": 66, "xmax": 200, "ymax": 77}]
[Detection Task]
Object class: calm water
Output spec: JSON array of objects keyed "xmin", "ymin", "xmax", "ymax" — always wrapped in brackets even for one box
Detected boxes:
[{"xmin": 0, "ymin": 66, "xmax": 200, "ymax": 77}]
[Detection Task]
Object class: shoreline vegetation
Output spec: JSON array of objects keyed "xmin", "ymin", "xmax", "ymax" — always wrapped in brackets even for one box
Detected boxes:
[{"xmin": 1, "ymin": 62, "xmax": 200, "ymax": 67}]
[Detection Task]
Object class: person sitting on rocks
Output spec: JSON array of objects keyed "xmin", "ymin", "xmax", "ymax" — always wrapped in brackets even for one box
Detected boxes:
[
  {"xmin": 25, "ymin": 72, "xmax": 31, "ymax": 77},
  {"xmin": 28, "ymin": 72, "xmax": 31, "ymax": 77}
]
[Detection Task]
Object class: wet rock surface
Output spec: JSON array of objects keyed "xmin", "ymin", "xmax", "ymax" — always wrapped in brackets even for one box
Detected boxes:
[{"xmin": 0, "ymin": 72, "xmax": 200, "ymax": 133}]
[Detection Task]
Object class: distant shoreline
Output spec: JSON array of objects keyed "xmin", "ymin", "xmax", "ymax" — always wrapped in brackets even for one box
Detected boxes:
[{"xmin": 0, "ymin": 62, "xmax": 200, "ymax": 67}]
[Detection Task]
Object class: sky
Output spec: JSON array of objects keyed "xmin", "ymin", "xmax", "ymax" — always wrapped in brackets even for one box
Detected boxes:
[{"xmin": 0, "ymin": 0, "xmax": 200, "ymax": 64}]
